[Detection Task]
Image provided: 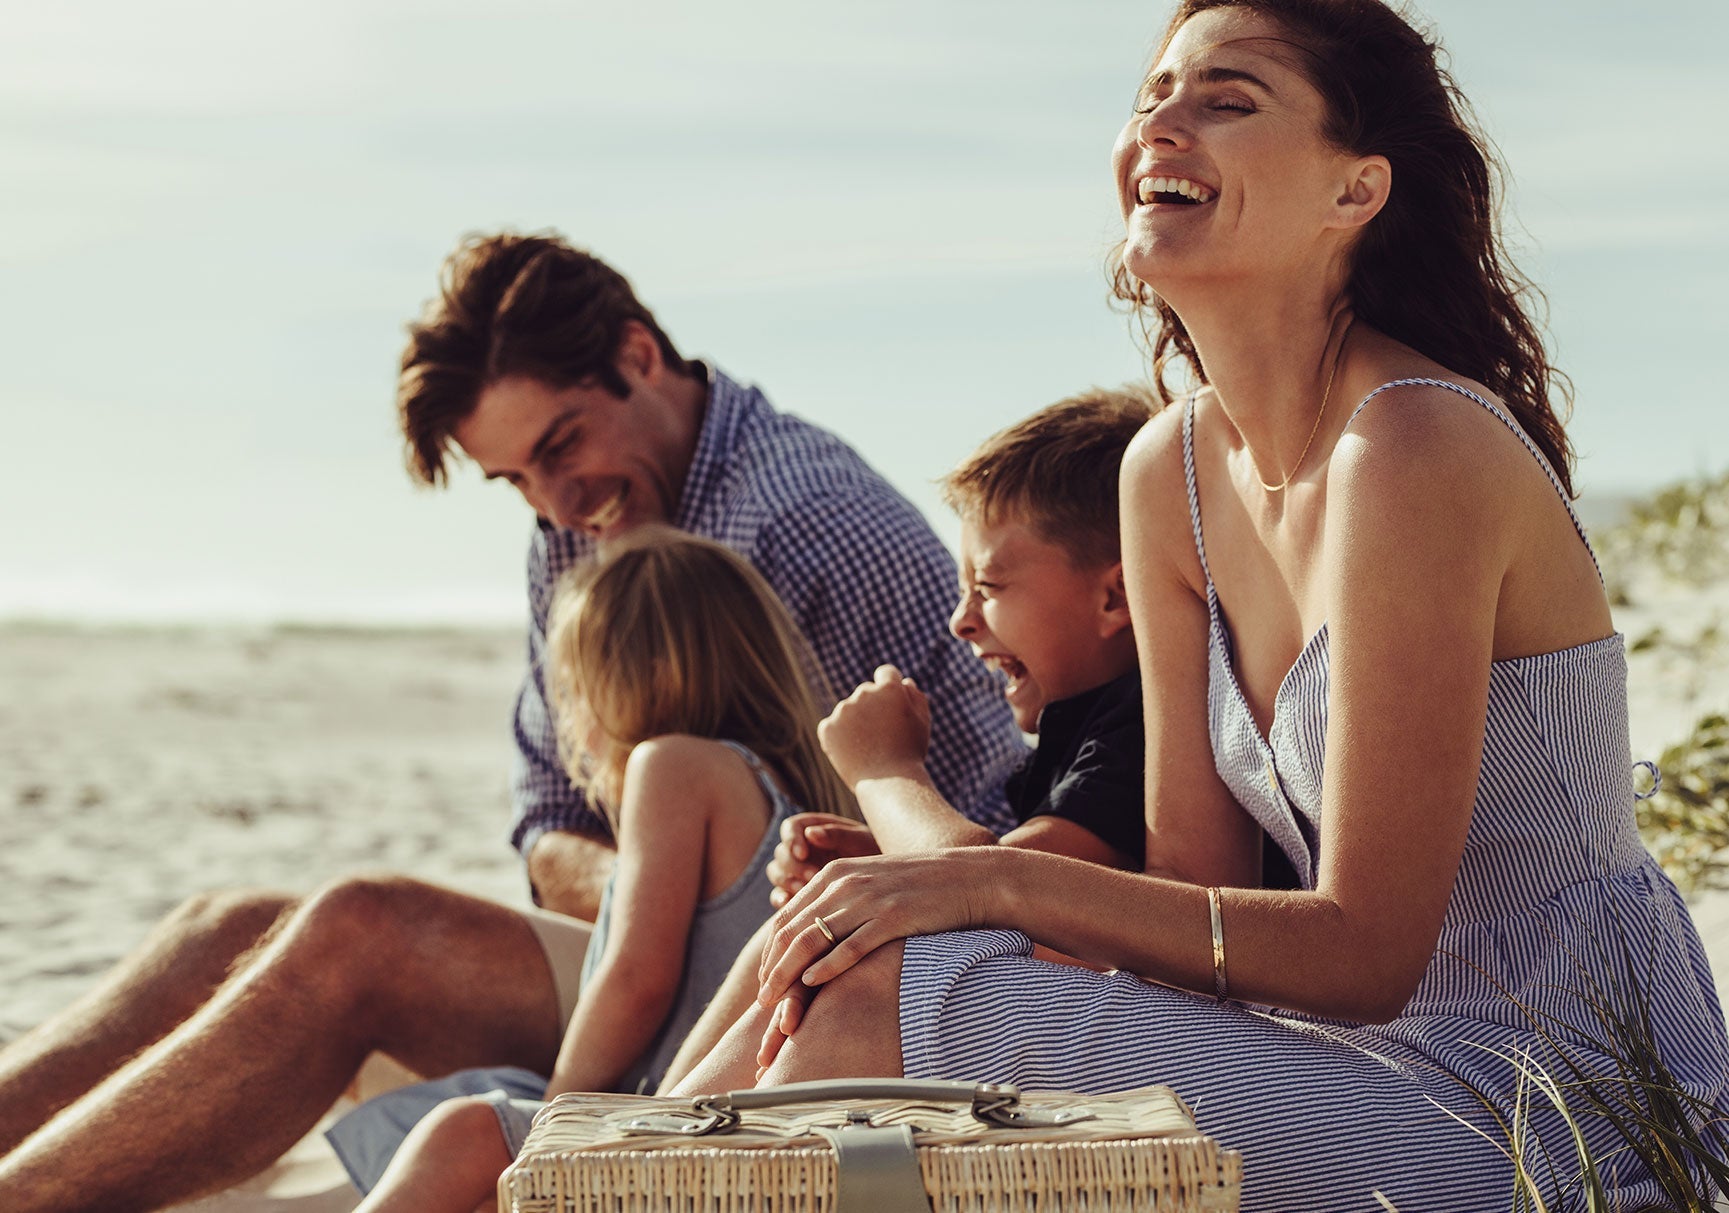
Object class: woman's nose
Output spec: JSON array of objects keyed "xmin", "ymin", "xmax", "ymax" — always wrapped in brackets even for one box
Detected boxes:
[{"xmin": 1137, "ymin": 97, "xmax": 1192, "ymax": 151}]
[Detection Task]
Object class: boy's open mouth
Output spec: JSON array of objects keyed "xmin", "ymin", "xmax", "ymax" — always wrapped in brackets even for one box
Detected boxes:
[{"xmin": 985, "ymin": 654, "xmax": 1030, "ymax": 690}]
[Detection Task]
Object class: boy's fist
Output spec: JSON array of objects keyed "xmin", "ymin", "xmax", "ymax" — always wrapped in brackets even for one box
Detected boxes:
[{"xmin": 817, "ymin": 664, "xmax": 932, "ymax": 787}]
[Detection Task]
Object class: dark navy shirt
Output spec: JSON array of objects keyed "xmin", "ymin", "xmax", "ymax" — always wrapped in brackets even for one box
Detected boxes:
[{"xmin": 1006, "ymin": 671, "xmax": 1145, "ymax": 867}]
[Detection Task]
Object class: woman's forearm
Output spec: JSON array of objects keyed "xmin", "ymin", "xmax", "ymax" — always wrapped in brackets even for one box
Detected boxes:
[{"xmin": 961, "ymin": 847, "xmax": 1426, "ymax": 1022}]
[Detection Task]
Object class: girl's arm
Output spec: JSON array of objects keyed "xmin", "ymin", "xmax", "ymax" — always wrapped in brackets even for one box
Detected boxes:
[
  {"xmin": 760, "ymin": 391, "xmax": 1527, "ymax": 1024},
  {"xmin": 547, "ymin": 735, "xmax": 761, "ymax": 1094}
]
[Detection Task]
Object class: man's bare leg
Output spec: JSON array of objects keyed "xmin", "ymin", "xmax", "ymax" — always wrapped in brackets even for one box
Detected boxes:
[
  {"xmin": 0, "ymin": 888, "xmax": 293, "ymax": 1156},
  {"xmin": 0, "ymin": 874, "xmax": 566, "ymax": 1213}
]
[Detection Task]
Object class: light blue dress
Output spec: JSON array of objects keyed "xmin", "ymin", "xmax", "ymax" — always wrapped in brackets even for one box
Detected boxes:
[{"xmin": 898, "ymin": 382, "xmax": 1729, "ymax": 1212}]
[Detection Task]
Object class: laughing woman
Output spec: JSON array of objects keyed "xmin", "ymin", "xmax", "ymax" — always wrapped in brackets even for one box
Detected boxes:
[{"xmin": 682, "ymin": 1, "xmax": 1729, "ymax": 1208}]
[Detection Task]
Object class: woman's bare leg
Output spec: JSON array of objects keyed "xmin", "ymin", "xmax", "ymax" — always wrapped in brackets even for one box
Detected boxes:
[{"xmin": 759, "ymin": 942, "xmax": 906, "ymax": 1083}]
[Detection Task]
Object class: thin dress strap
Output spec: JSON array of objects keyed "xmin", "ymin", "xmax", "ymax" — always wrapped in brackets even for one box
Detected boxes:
[
  {"xmin": 1346, "ymin": 378, "xmax": 1602, "ymax": 583},
  {"xmin": 1181, "ymin": 396, "xmax": 1215, "ymax": 590},
  {"xmin": 714, "ymin": 739, "xmax": 790, "ymax": 810}
]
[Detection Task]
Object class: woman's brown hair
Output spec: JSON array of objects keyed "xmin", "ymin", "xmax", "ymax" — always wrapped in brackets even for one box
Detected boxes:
[
  {"xmin": 1111, "ymin": 0, "xmax": 1576, "ymax": 494},
  {"xmin": 545, "ymin": 526, "xmax": 859, "ymax": 829}
]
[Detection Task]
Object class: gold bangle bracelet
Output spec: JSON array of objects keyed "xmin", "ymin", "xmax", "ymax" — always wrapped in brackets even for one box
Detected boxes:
[{"xmin": 1206, "ymin": 886, "xmax": 1228, "ymax": 1002}]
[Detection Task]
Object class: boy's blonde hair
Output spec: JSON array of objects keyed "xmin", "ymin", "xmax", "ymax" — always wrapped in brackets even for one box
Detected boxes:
[
  {"xmin": 545, "ymin": 526, "xmax": 859, "ymax": 829},
  {"xmin": 940, "ymin": 385, "xmax": 1157, "ymax": 568}
]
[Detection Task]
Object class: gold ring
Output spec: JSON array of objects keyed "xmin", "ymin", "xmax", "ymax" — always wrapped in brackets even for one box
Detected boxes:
[{"xmin": 814, "ymin": 913, "xmax": 837, "ymax": 944}]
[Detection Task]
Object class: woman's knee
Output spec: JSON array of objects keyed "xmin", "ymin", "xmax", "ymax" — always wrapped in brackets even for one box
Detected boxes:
[{"xmin": 771, "ymin": 942, "xmax": 905, "ymax": 1080}]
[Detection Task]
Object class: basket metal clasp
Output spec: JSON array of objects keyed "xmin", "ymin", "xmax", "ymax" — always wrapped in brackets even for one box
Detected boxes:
[{"xmin": 970, "ymin": 1083, "xmax": 1096, "ymax": 1130}]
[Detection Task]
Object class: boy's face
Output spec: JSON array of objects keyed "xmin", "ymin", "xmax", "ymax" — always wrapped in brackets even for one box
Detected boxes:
[{"xmin": 950, "ymin": 515, "xmax": 1133, "ymax": 733}]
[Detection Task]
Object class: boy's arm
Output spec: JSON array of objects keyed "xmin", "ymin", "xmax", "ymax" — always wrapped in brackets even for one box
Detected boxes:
[
  {"xmin": 544, "ymin": 737, "xmax": 715, "ymax": 1095},
  {"xmin": 819, "ymin": 667, "xmax": 1134, "ymax": 867},
  {"xmin": 818, "ymin": 666, "xmax": 998, "ymax": 853}
]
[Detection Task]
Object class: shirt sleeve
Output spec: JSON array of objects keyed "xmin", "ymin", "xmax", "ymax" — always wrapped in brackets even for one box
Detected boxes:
[
  {"xmin": 750, "ymin": 488, "xmax": 1028, "ymax": 835},
  {"xmin": 508, "ymin": 524, "xmax": 611, "ymax": 858}
]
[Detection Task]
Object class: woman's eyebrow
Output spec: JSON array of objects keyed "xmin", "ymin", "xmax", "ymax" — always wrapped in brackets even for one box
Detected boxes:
[{"xmin": 1149, "ymin": 62, "xmax": 1279, "ymax": 97}]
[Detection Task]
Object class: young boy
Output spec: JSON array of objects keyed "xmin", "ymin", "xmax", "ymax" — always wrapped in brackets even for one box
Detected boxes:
[{"xmin": 773, "ymin": 385, "xmax": 1156, "ymax": 907}]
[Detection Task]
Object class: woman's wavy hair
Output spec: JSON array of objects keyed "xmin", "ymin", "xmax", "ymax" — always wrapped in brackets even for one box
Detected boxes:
[
  {"xmin": 546, "ymin": 526, "xmax": 860, "ymax": 831},
  {"xmin": 1110, "ymin": 0, "xmax": 1575, "ymax": 494}
]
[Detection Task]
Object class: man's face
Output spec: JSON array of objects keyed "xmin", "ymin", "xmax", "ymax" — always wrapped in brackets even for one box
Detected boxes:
[{"xmin": 453, "ymin": 375, "xmax": 686, "ymax": 538}]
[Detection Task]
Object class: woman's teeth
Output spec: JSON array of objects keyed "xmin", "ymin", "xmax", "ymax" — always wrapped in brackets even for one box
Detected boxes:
[{"xmin": 1137, "ymin": 176, "xmax": 1216, "ymax": 205}]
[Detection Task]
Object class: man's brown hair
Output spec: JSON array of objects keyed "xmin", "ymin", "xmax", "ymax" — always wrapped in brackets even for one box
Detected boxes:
[
  {"xmin": 940, "ymin": 386, "xmax": 1158, "ymax": 568},
  {"xmin": 397, "ymin": 231, "xmax": 697, "ymax": 486}
]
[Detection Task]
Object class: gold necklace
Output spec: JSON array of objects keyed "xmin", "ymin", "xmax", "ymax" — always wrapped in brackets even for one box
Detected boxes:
[{"xmin": 1257, "ymin": 320, "xmax": 1353, "ymax": 493}]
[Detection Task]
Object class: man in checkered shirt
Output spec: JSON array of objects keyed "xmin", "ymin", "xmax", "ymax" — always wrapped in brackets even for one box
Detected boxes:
[{"xmin": 0, "ymin": 231, "xmax": 1025, "ymax": 1212}]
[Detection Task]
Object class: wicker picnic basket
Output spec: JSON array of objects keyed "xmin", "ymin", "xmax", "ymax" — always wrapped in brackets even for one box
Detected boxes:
[{"xmin": 499, "ymin": 1078, "xmax": 1241, "ymax": 1212}]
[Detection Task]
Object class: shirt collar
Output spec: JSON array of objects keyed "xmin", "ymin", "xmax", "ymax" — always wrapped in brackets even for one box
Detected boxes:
[
  {"xmin": 1034, "ymin": 669, "xmax": 1141, "ymax": 746},
  {"xmin": 672, "ymin": 362, "xmax": 753, "ymax": 532}
]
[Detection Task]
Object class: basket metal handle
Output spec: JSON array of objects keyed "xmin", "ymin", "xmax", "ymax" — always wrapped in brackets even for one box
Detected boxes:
[{"xmin": 714, "ymin": 1078, "xmax": 1016, "ymax": 1114}]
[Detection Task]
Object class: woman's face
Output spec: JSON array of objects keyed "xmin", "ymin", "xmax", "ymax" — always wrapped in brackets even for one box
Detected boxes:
[{"xmin": 1111, "ymin": 7, "xmax": 1356, "ymax": 294}]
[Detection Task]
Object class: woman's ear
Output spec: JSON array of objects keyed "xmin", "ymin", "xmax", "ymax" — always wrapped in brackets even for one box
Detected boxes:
[
  {"xmin": 1331, "ymin": 155, "xmax": 1391, "ymax": 231},
  {"xmin": 1099, "ymin": 561, "xmax": 1134, "ymax": 639}
]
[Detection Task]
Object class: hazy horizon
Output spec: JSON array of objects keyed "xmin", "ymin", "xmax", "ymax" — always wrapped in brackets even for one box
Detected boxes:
[{"xmin": 5, "ymin": 0, "xmax": 1725, "ymax": 624}]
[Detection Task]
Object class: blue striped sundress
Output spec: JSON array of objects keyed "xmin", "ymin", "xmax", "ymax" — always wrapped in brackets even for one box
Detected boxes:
[{"xmin": 897, "ymin": 380, "xmax": 1729, "ymax": 1212}]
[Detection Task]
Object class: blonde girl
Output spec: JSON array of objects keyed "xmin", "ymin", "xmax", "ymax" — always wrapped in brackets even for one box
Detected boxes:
[{"xmin": 350, "ymin": 525, "xmax": 856, "ymax": 1213}]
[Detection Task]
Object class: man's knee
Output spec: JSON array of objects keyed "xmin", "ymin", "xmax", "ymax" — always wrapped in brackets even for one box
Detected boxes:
[
  {"xmin": 161, "ymin": 888, "xmax": 296, "ymax": 956},
  {"xmin": 274, "ymin": 874, "xmax": 437, "ymax": 999}
]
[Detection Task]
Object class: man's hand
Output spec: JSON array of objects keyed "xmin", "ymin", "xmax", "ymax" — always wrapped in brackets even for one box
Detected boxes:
[
  {"xmin": 527, "ymin": 829, "xmax": 616, "ymax": 921},
  {"xmin": 767, "ymin": 813, "xmax": 881, "ymax": 908},
  {"xmin": 817, "ymin": 665, "xmax": 932, "ymax": 788}
]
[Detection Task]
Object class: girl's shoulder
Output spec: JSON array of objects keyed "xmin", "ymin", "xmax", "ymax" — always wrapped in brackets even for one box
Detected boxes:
[
  {"xmin": 624, "ymin": 734, "xmax": 757, "ymax": 782},
  {"xmin": 620, "ymin": 736, "xmax": 769, "ymax": 821}
]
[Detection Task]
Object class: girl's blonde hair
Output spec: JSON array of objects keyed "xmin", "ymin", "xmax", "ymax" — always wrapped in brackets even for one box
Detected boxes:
[{"xmin": 545, "ymin": 525, "xmax": 860, "ymax": 829}]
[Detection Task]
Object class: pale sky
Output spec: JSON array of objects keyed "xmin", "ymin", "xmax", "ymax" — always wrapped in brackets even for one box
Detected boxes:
[{"xmin": 3, "ymin": 0, "xmax": 1725, "ymax": 622}]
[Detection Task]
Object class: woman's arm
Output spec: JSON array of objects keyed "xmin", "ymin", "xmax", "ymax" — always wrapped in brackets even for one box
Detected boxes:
[
  {"xmin": 546, "ymin": 736, "xmax": 758, "ymax": 1094},
  {"xmin": 760, "ymin": 393, "xmax": 1518, "ymax": 1024}
]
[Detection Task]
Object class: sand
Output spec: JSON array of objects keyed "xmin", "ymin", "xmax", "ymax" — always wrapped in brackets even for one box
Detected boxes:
[{"xmin": 1, "ymin": 558, "xmax": 1725, "ymax": 1208}]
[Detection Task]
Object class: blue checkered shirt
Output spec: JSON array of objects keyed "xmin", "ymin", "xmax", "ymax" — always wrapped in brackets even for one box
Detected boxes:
[{"xmin": 509, "ymin": 366, "xmax": 1026, "ymax": 857}]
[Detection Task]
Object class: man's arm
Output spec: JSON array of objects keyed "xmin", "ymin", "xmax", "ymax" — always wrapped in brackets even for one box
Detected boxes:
[
  {"xmin": 526, "ymin": 830, "xmax": 615, "ymax": 921},
  {"xmin": 510, "ymin": 523, "xmax": 617, "ymax": 919}
]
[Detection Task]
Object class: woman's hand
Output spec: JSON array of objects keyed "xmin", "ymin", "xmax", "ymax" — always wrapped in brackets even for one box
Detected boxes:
[
  {"xmin": 767, "ymin": 813, "xmax": 882, "ymax": 908},
  {"xmin": 756, "ymin": 849, "xmax": 999, "ymax": 1012},
  {"xmin": 818, "ymin": 665, "xmax": 932, "ymax": 787}
]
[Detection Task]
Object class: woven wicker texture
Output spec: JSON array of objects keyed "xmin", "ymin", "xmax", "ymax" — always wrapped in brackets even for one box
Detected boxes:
[{"xmin": 501, "ymin": 1086, "xmax": 1241, "ymax": 1212}]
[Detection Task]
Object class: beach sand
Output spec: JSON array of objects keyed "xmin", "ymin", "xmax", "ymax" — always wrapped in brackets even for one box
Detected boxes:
[{"xmin": 1, "ymin": 567, "xmax": 1724, "ymax": 1207}]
